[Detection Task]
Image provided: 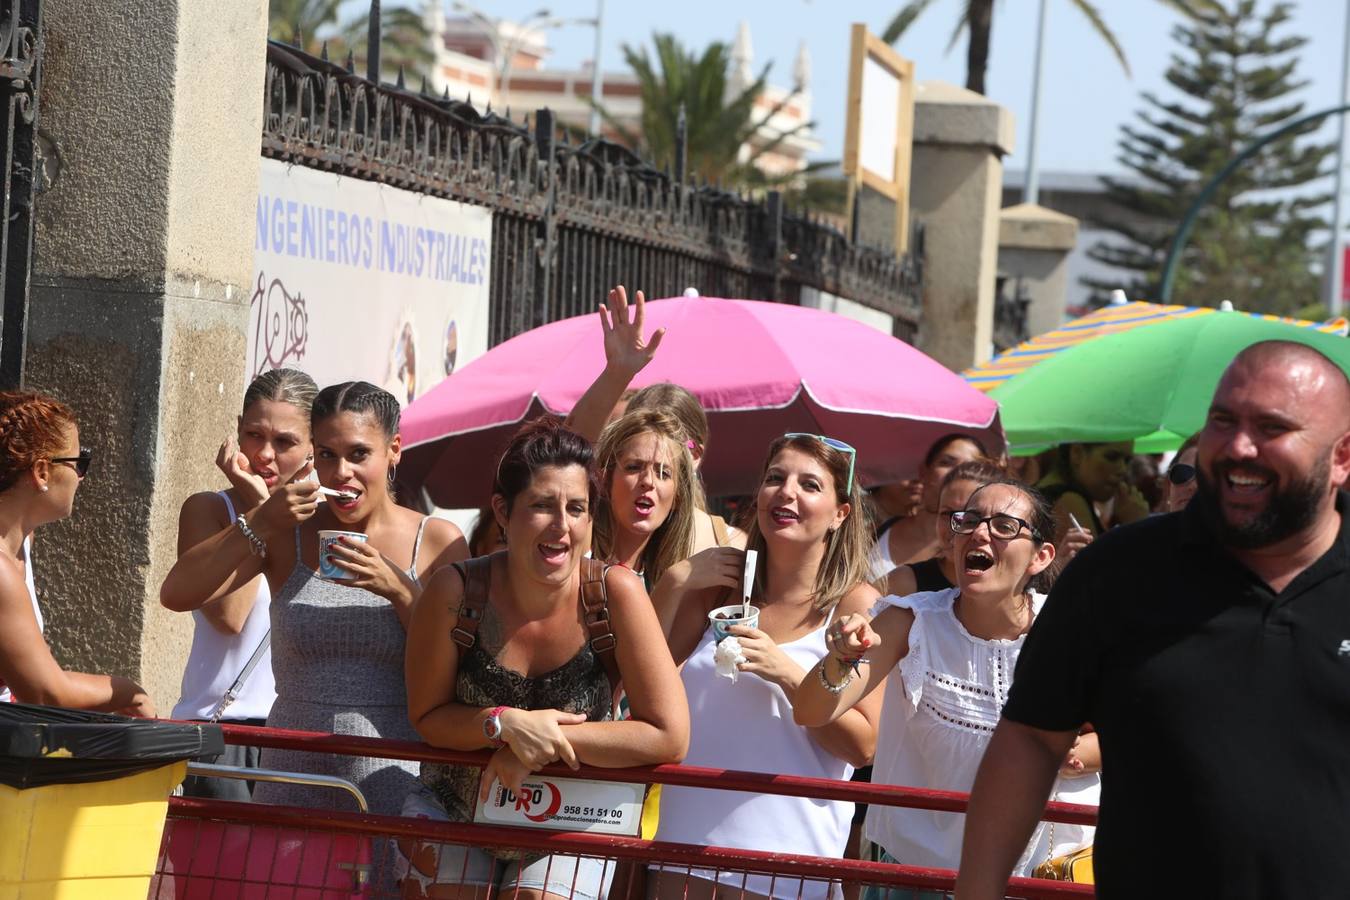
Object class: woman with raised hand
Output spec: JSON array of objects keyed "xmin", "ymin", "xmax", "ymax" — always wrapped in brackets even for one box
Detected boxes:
[
  {"xmin": 566, "ymin": 285, "xmax": 742, "ymax": 554},
  {"xmin": 162, "ymin": 381, "xmax": 467, "ymax": 816},
  {"xmin": 0, "ymin": 390, "xmax": 153, "ymax": 715},
  {"xmin": 650, "ymin": 433, "xmax": 882, "ymax": 900},
  {"xmin": 591, "ymin": 408, "xmax": 698, "ymax": 591},
  {"xmin": 796, "ymin": 478, "xmax": 1100, "ymax": 888},
  {"xmin": 163, "ymin": 368, "xmax": 315, "ymax": 800},
  {"xmin": 400, "ymin": 417, "xmax": 687, "ymax": 900}
]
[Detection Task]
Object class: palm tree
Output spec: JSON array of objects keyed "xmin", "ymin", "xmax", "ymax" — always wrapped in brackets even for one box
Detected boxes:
[
  {"xmin": 882, "ymin": 0, "xmax": 1217, "ymax": 95},
  {"xmin": 268, "ymin": 0, "xmax": 433, "ymax": 84},
  {"xmin": 592, "ymin": 33, "xmax": 813, "ymax": 186}
]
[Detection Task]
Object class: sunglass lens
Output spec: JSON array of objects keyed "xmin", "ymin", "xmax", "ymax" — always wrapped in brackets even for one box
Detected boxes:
[
  {"xmin": 1169, "ymin": 463, "xmax": 1195, "ymax": 486},
  {"xmin": 76, "ymin": 449, "xmax": 92, "ymax": 477}
]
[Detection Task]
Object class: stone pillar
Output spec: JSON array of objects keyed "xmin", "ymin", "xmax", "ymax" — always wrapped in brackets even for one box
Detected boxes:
[
  {"xmin": 24, "ymin": 2, "xmax": 268, "ymax": 709},
  {"xmin": 909, "ymin": 81, "xmax": 1014, "ymax": 371},
  {"xmin": 999, "ymin": 202, "xmax": 1080, "ymax": 339}
]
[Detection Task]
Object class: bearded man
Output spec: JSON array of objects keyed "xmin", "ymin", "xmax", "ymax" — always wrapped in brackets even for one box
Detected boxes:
[{"xmin": 955, "ymin": 341, "xmax": 1350, "ymax": 900}]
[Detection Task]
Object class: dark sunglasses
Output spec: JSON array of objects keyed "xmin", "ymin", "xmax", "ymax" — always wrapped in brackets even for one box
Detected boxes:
[
  {"xmin": 950, "ymin": 509, "xmax": 1040, "ymax": 541},
  {"xmin": 1167, "ymin": 463, "xmax": 1196, "ymax": 486},
  {"xmin": 50, "ymin": 447, "xmax": 92, "ymax": 478}
]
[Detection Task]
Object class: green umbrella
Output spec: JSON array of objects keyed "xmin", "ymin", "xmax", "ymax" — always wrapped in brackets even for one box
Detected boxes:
[{"xmin": 990, "ymin": 311, "xmax": 1350, "ymax": 454}]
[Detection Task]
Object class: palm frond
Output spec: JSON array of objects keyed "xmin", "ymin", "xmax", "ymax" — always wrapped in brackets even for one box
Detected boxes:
[
  {"xmin": 1068, "ymin": 0, "xmax": 1131, "ymax": 76},
  {"xmin": 880, "ymin": 0, "xmax": 944, "ymax": 44}
]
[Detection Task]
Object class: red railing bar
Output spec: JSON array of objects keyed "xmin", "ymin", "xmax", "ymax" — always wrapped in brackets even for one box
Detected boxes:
[
  {"xmin": 215, "ymin": 723, "xmax": 1098, "ymax": 826},
  {"xmin": 167, "ymin": 797, "xmax": 1093, "ymax": 899}
]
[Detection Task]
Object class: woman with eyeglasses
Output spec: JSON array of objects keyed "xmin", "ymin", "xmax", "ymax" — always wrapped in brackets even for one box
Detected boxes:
[
  {"xmin": 0, "ymin": 390, "xmax": 153, "ymax": 715},
  {"xmin": 796, "ymin": 478, "xmax": 1100, "ymax": 890},
  {"xmin": 649, "ymin": 433, "xmax": 882, "ymax": 900},
  {"xmin": 1163, "ymin": 435, "xmax": 1199, "ymax": 513}
]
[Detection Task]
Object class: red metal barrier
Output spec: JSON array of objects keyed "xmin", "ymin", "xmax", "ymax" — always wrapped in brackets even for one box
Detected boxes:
[{"xmin": 150, "ymin": 724, "xmax": 1097, "ymax": 900}]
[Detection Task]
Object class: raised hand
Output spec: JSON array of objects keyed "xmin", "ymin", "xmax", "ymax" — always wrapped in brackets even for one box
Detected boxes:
[
  {"xmin": 598, "ymin": 285, "xmax": 665, "ymax": 378},
  {"xmin": 499, "ymin": 707, "xmax": 586, "ymax": 770},
  {"xmin": 215, "ymin": 436, "xmax": 270, "ymax": 511}
]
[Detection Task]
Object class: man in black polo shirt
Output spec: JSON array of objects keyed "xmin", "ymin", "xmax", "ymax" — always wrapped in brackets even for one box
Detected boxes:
[{"xmin": 955, "ymin": 340, "xmax": 1350, "ymax": 899}]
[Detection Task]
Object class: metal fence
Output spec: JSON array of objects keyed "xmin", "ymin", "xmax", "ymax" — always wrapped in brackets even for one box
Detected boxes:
[
  {"xmin": 0, "ymin": 0, "xmax": 42, "ymax": 387},
  {"xmin": 259, "ymin": 38, "xmax": 923, "ymax": 349}
]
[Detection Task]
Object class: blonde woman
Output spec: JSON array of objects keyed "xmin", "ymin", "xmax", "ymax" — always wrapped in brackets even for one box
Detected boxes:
[
  {"xmin": 591, "ymin": 409, "xmax": 697, "ymax": 591},
  {"xmin": 650, "ymin": 433, "xmax": 882, "ymax": 900}
]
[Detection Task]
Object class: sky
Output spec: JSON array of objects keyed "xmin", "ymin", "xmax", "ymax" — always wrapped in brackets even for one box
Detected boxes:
[{"xmin": 466, "ymin": 0, "xmax": 1347, "ymax": 177}]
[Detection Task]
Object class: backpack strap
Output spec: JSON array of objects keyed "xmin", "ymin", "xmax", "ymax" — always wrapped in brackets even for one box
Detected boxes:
[
  {"xmin": 450, "ymin": 553, "xmax": 499, "ymax": 650},
  {"xmin": 579, "ymin": 557, "xmax": 621, "ymax": 693}
]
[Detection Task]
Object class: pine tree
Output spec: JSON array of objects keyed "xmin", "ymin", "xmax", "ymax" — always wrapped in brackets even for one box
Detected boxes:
[{"xmin": 1085, "ymin": 0, "xmax": 1333, "ymax": 314}]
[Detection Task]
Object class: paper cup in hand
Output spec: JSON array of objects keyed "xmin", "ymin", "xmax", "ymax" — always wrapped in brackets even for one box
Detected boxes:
[
  {"xmin": 709, "ymin": 605, "xmax": 759, "ymax": 643},
  {"xmin": 318, "ymin": 530, "xmax": 366, "ymax": 580}
]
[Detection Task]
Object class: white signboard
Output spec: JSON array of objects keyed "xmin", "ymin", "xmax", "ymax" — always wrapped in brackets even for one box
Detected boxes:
[
  {"xmin": 475, "ymin": 776, "xmax": 646, "ymax": 836},
  {"xmin": 860, "ymin": 57, "xmax": 900, "ymax": 184},
  {"xmin": 250, "ymin": 158, "xmax": 492, "ymax": 404}
]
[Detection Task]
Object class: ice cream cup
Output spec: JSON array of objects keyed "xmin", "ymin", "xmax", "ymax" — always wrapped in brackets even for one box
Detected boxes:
[
  {"xmin": 709, "ymin": 605, "xmax": 760, "ymax": 643},
  {"xmin": 318, "ymin": 530, "xmax": 367, "ymax": 580}
]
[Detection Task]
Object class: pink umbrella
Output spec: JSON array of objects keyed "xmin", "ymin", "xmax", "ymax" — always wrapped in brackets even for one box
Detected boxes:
[{"xmin": 401, "ymin": 297, "xmax": 1003, "ymax": 507}]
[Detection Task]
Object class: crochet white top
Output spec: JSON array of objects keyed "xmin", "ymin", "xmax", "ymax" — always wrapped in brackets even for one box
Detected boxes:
[{"xmin": 863, "ymin": 588, "xmax": 1099, "ymax": 874}]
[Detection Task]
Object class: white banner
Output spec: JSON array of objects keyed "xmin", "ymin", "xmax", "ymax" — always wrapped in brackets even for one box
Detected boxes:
[
  {"xmin": 474, "ymin": 776, "xmax": 646, "ymax": 835},
  {"xmin": 249, "ymin": 158, "xmax": 492, "ymax": 404}
]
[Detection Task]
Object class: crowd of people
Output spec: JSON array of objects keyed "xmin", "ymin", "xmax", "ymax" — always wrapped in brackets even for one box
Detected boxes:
[{"xmin": 1, "ymin": 284, "xmax": 1348, "ymax": 900}]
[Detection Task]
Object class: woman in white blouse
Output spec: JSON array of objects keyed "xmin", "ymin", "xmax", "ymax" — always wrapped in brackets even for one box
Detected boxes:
[{"xmin": 795, "ymin": 477, "xmax": 1100, "ymax": 896}]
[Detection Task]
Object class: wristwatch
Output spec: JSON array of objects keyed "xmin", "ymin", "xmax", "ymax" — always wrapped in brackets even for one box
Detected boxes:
[{"xmin": 483, "ymin": 706, "xmax": 509, "ymax": 748}]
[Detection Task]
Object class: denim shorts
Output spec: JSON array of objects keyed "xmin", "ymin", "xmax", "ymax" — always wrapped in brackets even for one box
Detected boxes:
[{"xmin": 396, "ymin": 784, "xmax": 615, "ymax": 900}]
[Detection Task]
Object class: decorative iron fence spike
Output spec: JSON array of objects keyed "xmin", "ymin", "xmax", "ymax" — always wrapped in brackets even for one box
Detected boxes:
[
  {"xmin": 320, "ymin": 40, "xmax": 329, "ymax": 61},
  {"xmin": 291, "ymin": 26, "xmax": 303, "ymax": 48},
  {"xmin": 419, "ymin": 75, "xmax": 429, "ymax": 95},
  {"xmin": 345, "ymin": 49, "xmax": 355, "ymax": 72},
  {"xmin": 396, "ymin": 65, "xmax": 406, "ymax": 88}
]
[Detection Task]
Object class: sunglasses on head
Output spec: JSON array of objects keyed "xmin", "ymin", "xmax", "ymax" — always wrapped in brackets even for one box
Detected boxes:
[
  {"xmin": 1167, "ymin": 463, "xmax": 1196, "ymax": 486},
  {"xmin": 51, "ymin": 447, "xmax": 92, "ymax": 479},
  {"xmin": 782, "ymin": 433, "xmax": 857, "ymax": 493}
]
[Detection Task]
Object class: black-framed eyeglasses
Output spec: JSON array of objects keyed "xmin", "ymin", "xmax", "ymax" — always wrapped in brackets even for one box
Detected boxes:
[
  {"xmin": 1167, "ymin": 463, "xmax": 1196, "ymax": 486},
  {"xmin": 949, "ymin": 509, "xmax": 1038, "ymax": 541},
  {"xmin": 782, "ymin": 433, "xmax": 857, "ymax": 492},
  {"xmin": 50, "ymin": 448, "xmax": 92, "ymax": 478}
]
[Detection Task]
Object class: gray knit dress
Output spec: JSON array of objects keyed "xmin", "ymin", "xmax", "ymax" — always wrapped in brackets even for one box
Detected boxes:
[{"xmin": 252, "ymin": 521, "xmax": 428, "ymax": 817}]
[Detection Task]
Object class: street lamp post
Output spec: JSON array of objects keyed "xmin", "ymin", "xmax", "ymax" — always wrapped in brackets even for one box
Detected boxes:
[{"xmin": 451, "ymin": 2, "xmax": 596, "ymax": 111}]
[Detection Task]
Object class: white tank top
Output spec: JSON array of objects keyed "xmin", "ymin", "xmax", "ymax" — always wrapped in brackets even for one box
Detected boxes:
[
  {"xmin": 170, "ymin": 492, "xmax": 277, "ymax": 721},
  {"xmin": 0, "ymin": 538, "xmax": 43, "ymax": 703},
  {"xmin": 655, "ymin": 616, "xmax": 854, "ymax": 900}
]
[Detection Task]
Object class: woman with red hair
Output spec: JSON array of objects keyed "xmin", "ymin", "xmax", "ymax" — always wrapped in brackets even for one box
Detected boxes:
[{"xmin": 0, "ymin": 390, "xmax": 153, "ymax": 714}]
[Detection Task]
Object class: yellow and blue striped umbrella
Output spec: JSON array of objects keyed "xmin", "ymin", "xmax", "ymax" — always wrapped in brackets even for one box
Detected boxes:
[{"xmin": 963, "ymin": 301, "xmax": 1349, "ymax": 393}]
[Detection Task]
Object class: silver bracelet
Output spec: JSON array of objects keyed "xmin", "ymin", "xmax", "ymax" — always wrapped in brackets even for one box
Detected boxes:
[
  {"xmin": 817, "ymin": 657, "xmax": 854, "ymax": 694},
  {"xmin": 235, "ymin": 515, "xmax": 268, "ymax": 558}
]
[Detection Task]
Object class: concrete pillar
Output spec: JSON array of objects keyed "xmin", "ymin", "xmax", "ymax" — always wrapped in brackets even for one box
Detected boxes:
[
  {"xmin": 999, "ymin": 202, "xmax": 1080, "ymax": 338},
  {"xmin": 24, "ymin": 2, "xmax": 268, "ymax": 709},
  {"xmin": 909, "ymin": 81, "xmax": 1015, "ymax": 371}
]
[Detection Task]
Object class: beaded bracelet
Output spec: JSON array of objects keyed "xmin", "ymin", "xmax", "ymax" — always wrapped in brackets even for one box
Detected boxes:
[
  {"xmin": 235, "ymin": 515, "xmax": 268, "ymax": 558},
  {"xmin": 817, "ymin": 657, "xmax": 854, "ymax": 694}
]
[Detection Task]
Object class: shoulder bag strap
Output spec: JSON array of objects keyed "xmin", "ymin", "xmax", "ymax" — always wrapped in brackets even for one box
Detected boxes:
[
  {"xmin": 207, "ymin": 628, "xmax": 272, "ymax": 723},
  {"xmin": 450, "ymin": 553, "xmax": 498, "ymax": 649},
  {"xmin": 579, "ymin": 557, "xmax": 621, "ymax": 692}
]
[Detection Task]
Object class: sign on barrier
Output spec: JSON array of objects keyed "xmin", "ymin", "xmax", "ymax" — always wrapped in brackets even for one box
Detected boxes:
[{"xmin": 475, "ymin": 776, "xmax": 646, "ymax": 835}]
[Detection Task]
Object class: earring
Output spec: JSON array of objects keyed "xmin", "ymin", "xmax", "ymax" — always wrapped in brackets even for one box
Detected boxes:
[{"xmin": 39, "ymin": 485, "xmax": 48, "ymax": 493}]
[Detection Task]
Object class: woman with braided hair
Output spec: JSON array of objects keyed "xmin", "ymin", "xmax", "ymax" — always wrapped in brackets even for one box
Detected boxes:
[
  {"xmin": 162, "ymin": 381, "xmax": 468, "ymax": 817},
  {"xmin": 0, "ymin": 390, "xmax": 153, "ymax": 714}
]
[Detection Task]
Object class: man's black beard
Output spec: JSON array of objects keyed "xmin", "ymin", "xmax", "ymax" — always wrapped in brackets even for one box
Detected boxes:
[{"xmin": 1194, "ymin": 455, "xmax": 1329, "ymax": 549}]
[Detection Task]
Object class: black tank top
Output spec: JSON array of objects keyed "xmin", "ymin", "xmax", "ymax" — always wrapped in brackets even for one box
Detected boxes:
[{"xmin": 911, "ymin": 556, "xmax": 953, "ymax": 593}]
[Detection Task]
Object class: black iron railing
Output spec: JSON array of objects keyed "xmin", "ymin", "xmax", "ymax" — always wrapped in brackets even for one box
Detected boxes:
[
  {"xmin": 0, "ymin": 0, "xmax": 41, "ymax": 387},
  {"xmin": 260, "ymin": 38, "xmax": 922, "ymax": 348}
]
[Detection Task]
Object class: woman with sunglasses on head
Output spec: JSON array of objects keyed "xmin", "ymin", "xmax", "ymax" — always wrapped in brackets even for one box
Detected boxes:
[
  {"xmin": 162, "ymin": 381, "xmax": 467, "ymax": 818},
  {"xmin": 0, "ymin": 391, "xmax": 153, "ymax": 715},
  {"xmin": 161, "ymin": 369, "xmax": 315, "ymax": 800},
  {"xmin": 1163, "ymin": 435, "xmax": 1199, "ymax": 513},
  {"xmin": 796, "ymin": 479, "xmax": 1100, "ymax": 892},
  {"xmin": 649, "ymin": 433, "xmax": 882, "ymax": 900}
]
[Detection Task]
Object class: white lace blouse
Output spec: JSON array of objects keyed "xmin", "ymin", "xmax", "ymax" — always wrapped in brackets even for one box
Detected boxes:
[{"xmin": 862, "ymin": 588, "xmax": 1099, "ymax": 874}]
